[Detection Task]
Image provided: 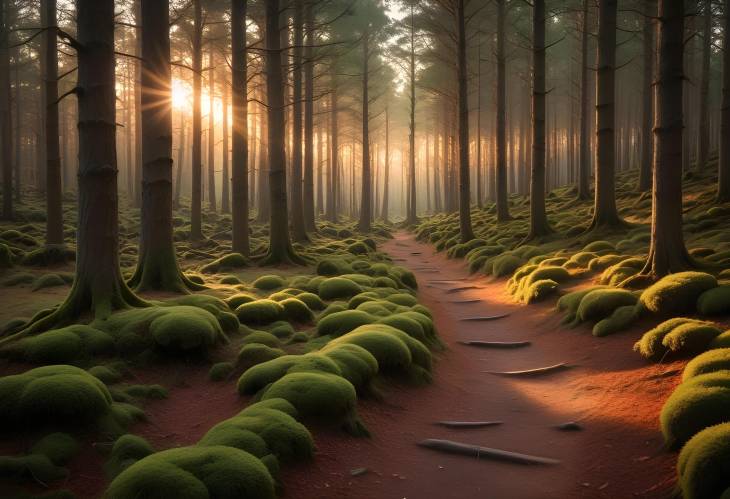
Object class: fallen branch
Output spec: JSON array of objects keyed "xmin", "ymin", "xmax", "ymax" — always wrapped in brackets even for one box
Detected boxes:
[
  {"xmin": 446, "ymin": 286, "xmax": 482, "ymax": 294},
  {"xmin": 483, "ymin": 363, "xmax": 569, "ymax": 377},
  {"xmin": 436, "ymin": 421, "xmax": 503, "ymax": 428},
  {"xmin": 459, "ymin": 313, "xmax": 510, "ymax": 321},
  {"xmin": 458, "ymin": 340, "xmax": 530, "ymax": 349},
  {"xmin": 448, "ymin": 299, "xmax": 481, "ymax": 304},
  {"xmin": 417, "ymin": 439, "xmax": 560, "ymax": 465}
]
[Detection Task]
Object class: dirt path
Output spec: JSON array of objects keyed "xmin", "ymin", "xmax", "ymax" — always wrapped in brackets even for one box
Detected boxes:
[{"xmin": 281, "ymin": 231, "xmax": 679, "ymax": 499}]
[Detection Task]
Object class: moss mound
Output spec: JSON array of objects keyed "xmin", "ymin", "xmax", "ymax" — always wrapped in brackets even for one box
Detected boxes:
[
  {"xmin": 104, "ymin": 445, "xmax": 275, "ymax": 499},
  {"xmin": 295, "ymin": 292, "xmax": 325, "ymax": 311},
  {"xmin": 236, "ymin": 299, "xmax": 285, "ymax": 325},
  {"xmin": 200, "ymin": 252, "xmax": 248, "ymax": 273},
  {"xmin": 237, "ymin": 354, "xmax": 342, "ymax": 395},
  {"xmin": 321, "ymin": 343, "xmax": 379, "ymax": 389},
  {"xmin": 209, "ymin": 362, "xmax": 235, "ymax": 382},
  {"xmin": 576, "ymin": 289, "xmax": 638, "ymax": 323},
  {"xmin": 261, "ymin": 372, "xmax": 365, "ymax": 435},
  {"xmin": 106, "ymin": 434, "xmax": 155, "ymax": 478},
  {"xmin": 225, "ymin": 293, "xmax": 257, "ymax": 310},
  {"xmin": 492, "ymin": 254, "xmax": 524, "ymax": 277},
  {"xmin": 0, "ymin": 454, "xmax": 68, "ymax": 484},
  {"xmin": 634, "ymin": 318, "xmax": 710, "ymax": 360},
  {"xmin": 148, "ymin": 306, "xmax": 225, "ymax": 353},
  {"xmin": 639, "ymin": 271, "xmax": 718, "ymax": 315},
  {"xmin": 238, "ymin": 343, "xmax": 285, "ymax": 368},
  {"xmin": 32, "ymin": 273, "xmax": 67, "ymax": 291},
  {"xmin": 660, "ymin": 371, "xmax": 730, "ymax": 449},
  {"xmin": 683, "ymin": 349, "xmax": 730, "ymax": 381},
  {"xmin": 662, "ymin": 322, "xmax": 722, "ymax": 356},
  {"xmin": 592, "ymin": 305, "xmax": 640, "ymax": 337},
  {"xmin": 326, "ymin": 325, "xmax": 414, "ymax": 373},
  {"xmin": 316, "ymin": 310, "xmax": 374, "ymax": 337},
  {"xmin": 318, "ymin": 277, "xmax": 363, "ymax": 300},
  {"xmin": 13, "ymin": 324, "xmax": 115, "ymax": 364},
  {"xmin": 280, "ymin": 298, "xmax": 314, "ymax": 323},
  {"xmin": 31, "ymin": 433, "xmax": 79, "ymax": 465},
  {"xmin": 0, "ymin": 365, "xmax": 113, "ymax": 428},
  {"xmin": 252, "ymin": 275, "xmax": 286, "ymax": 291},
  {"xmin": 697, "ymin": 285, "xmax": 730, "ymax": 316},
  {"xmin": 677, "ymin": 423, "xmax": 730, "ymax": 499}
]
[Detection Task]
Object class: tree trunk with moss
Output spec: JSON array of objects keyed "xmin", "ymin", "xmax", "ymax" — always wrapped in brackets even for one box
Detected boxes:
[
  {"xmin": 719, "ymin": 0, "xmax": 730, "ymax": 202},
  {"xmin": 495, "ymin": 0, "xmax": 511, "ymax": 220},
  {"xmin": 190, "ymin": 0, "xmax": 203, "ymax": 240},
  {"xmin": 640, "ymin": 0, "xmax": 692, "ymax": 278},
  {"xmin": 1, "ymin": 0, "xmax": 13, "ymax": 220},
  {"xmin": 129, "ymin": 0, "xmax": 201, "ymax": 293},
  {"xmin": 456, "ymin": 0, "xmax": 474, "ymax": 242},
  {"xmin": 43, "ymin": 0, "xmax": 63, "ymax": 246},
  {"xmin": 263, "ymin": 0, "xmax": 305, "ymax": 265},
  {"xmin": 526, "ymin": 0, "xmax": 551, "ymax": 240},
  {"xmin": 589, "ymin": 0, "xmax": 623, "ymax": 230},
  {"xmin": 231, "ymin": 0, "xmax": 249, "ymax": 255},
  {"xmin": 290, "ymin": 0, "xmax": 307, "ymax": 241},
  {"xmin": 638, "ymin": 0, "xmax": 655, "ymax": 192}
]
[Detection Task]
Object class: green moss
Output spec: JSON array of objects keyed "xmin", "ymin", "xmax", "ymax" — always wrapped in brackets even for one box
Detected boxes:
[
  {"xmin": 347, "ymin": 241, "xmax": 371, "ymax": 255},
  {"xmin": 17, "ymin": 325, "xmax": 115, "ymax": 364},
  {"xmin": 296, "ymin": 292, "xmax": 325, "ymax": 311},
  {"xmin": 236, "ymin": 354, "xmax": 341, "ymax": 395},
  {"xmin": 0, "ymin": 242, "xmax": 13, "ymax": 268},
  {"xmin": 253, "ymin": 275, "xmax": 287, "ymax": 291},
  {"xmin": 633, "ymin": 318, "xmax": 705, "ymax": 360},
  {"xmin": 236, "ymin": 299, "xmax": 285, "ymax": 325},
  {"xmin": 385, "ymin": 293, "xmax": 418, "ymax": 307},
  {"xmin": 556, "ymin": 287, "xmax": 607, "ymax": 324},
  {"xmin": 106, "ymin": 434, "xmax": 155, "ymax": 478},
  {"xmin": 104, "ymin": 445, "xmax": 275, "ymax": 499},
  {"xmin": 88, "ymin": 365, "xmax": 124, "ymax": 384},
  {"xmin": 522, "ymin": 279, "xmax": 559, "ymax": 304},
  {"xmin": 662, "ymin": 322, "xmax": 722, "ymax": 355},
  {"xmin": 377, "ymin": 313, "xmax": 428, "ymax": 343},
  {"xmin": 261, "ymin": 372, "xmax": 365, "ymax": 435},
  {"xmin": 0, "ymin": 365, "xmax": 113, "ymax": 428},
  {"xmin": 31, "ymin": 433, "xmax": 79, "ymax": 465},
  {"xmin": 318, "ymin": 276, "xmax": 364, "ymax": 300},
  {"xmin": 576, "ymin": 289, "xmax": 638, "ymax": 323},
  {"xmin": 22, "ymin": 246, "xmax": 75, "ymax": 267},
  {"xmin": 241, "ymin": 331, "xmax": 281, "ymax": 348},
  {"xmin": 660, "ymin": 371, "xmax": 730, "ymax": 449},
  {"xmin": 148, "ymin": 306, "xmax": 225, "ymax": 353},
  {"xmin": 321, "ymin": 343, "xmax": 379, "ymax": 389},
  {"xmin": 326, "ymin": 325, "xmax": 412, "ymax": 372},
  {"xmin": 316, "ymin": 258, "xmax": 350, "ymax": 276},
  {"xmin": 683, "ymin": 349, "xmax": 730, "ymax": 381},
  {"xmin": 492, "ymin": 254, "xmax": 525, "ymax": 277},
  {"xmin": 583, "ymin": 241, "xmax": 615, "ymax": 252},
  {"xmin": 123, "ymin": 384, "xmax": 168, "ymax": 400},
  {"xmin": 1, "ymin": 272, "xmax": 36, "ymax": 286},
  {"xmin": 32, "ymin": 273, "xmax": 67, "ymax": 291},
  {"xmin": 697, "ymin": 285, "xmax": 730, "ymax": 316},
  {"xmin": 0, "ymin": 454, "xmax": 68, "ymax": 483},
  {"xmin": 225, "ymin": 293, "xmax": 257, "ymax": 310},
  {"xmin": 592, "ymin": 305, "xmax": 640, "ymax": 337},
  {"xmin": 280, "ymin": 298, "xmax": 314, "ymax": 323},
  {"xmin": 208, "ymin": 362, "xmax": 234, "ymax": 381},
  {"xmin": 677, "ymin": 423, "xmax": 730, "ymax": 499},
  {"xmin": 710, "ymin": 331, "xmax": 730, "ymax": 349},
  {"xmin": 316, "ymin": 310, "xmax": 374, "ymax": 337},
  {"xmin": 200, "ymin": 252, "xmax": 248, "ymax": 273},
  {"xmin": 238, "ymin": 343, "xmax": 285, "ymax": 368},
  {"xmin": 640, "ymin": 271, "xmax": 718, "ymax": 315}
]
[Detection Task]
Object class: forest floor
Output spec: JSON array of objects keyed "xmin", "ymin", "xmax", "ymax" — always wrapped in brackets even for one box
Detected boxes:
[{"xmin": 279, "ymin": 231, "xmax": 678, "ymax": 499}]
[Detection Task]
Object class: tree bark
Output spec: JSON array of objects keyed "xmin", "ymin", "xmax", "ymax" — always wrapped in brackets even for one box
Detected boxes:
[
  {"xmin": 221, "ymin": 66, "xmax": 230, "ymax": 214},
  {"xmin": 231, "ymin": 0, "xmax": 249, "ymax": 255},
  {"xmin": 129, "ymin": 0, "xmax": 199, "ymax": 293},
  {"xmin": 697, "ymin": 0, "xmax": 712, "ymax": 171},
  {"xmin": 358, "ymin": 27, "xmax": 372, "ymax": 232},
  {"xmin": 133, "ymin": 0, "xmax": 142, "ymax": 207},
  {"xmin": 326, "ymin": 60, "xmax": 339, "ymax": 222},
  {"xmin": 640, "ymin": 0, "xmax": 692, "ymax": 277},
  {"xmin": 174, "ymin": 111, "xmax": 184, "ymax": 209},
  {"xmin": 526, "ymin": 0, "xmax": 551, "ymax": 240},
  {"xmin": 382, "ymin": 104, "xmax": 390, "ymax": 222},
  {"xmin": 638, "ymin": 0, "xmax": 656, "ymax": 191},
  {"xmin": 190, "ymin": 0, "xmax": 203, "ymax": 240},
  {"xmin": 456, "ymin": 0, "xmax": 474, "ymax": 242},
  {"xmin": 719, "ymin": 0, "xmax": 730, "ymax": 201},
  {"xmin": 495, "ymin": 0, "xmax": 511, "ymax": 220},
  {"xmin": 577, "ymin": 0, "xmax": 591, "ymax": 199},
  {"xmin": 303, "ymin": 0, "xmax": 316, "ymax": 231},
  {"xmin": 263, "ymin": 0, "xmax": 304, "ymax": 265},
  {"xmin": 290, "ymin": 0, "xmax": 307, "ymax": 241},
  {"xmin": 1, "ymin": 0, "xmax": 12, "ymax": 220},
  {"xmin": 405, "ymin": 4, "xmax": 417, "ymax": 225},
  {"xmin": 207, "ymin": 47, "xmax": 217, "ymax": 212}
]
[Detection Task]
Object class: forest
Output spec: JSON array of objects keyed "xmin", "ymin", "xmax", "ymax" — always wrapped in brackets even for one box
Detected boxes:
[{"xmin": 1, "ymin": 0, "xmax": 730, "ymax": 498}]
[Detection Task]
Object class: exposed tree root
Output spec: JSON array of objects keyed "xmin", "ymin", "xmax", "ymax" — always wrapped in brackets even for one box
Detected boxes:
[
  {"xmin": 436, "ymin": 421, "xmax": 503, "ymax": 428},
  {"xmin": 127, "ymin": 255, "xmax": 207, "ymax": 293},
  {"xmin": 417, "ymin": 439, "xmax": 560, "ymax": 465},
  {"xmin": 446, "ymin": 286, "xmax": 482, "ymax": 294},
  {"xmin": 458, "ymin": 340, "xmax": 530, "ymax": 349},
  {"xmin": 259, "ymin": 244, "xmax": 309, "ymax": 266},
  {"xmin": 484, "ymin": 362, "xmax": 569, "ymax": 377},
  {"xmin": 459, "ymin": 313, "xmax": 511, "ymax": 321}
]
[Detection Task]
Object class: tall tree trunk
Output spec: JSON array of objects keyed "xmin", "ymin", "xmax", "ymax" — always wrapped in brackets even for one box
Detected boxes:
[
  {"xmin": 526, "ymin": 0, "xmax": 551, "ymax": 240},
  {"xmin": 42, "ymin": 0, "xmax": 63, "ymax": 246},
  {"xmin": 256, "ymin": 90, "xmax": 270, "ymax": 223},
  {"xmin": 589, "ymin": 0, "xmax": 623, "ymax": 230},
  {"xmin": 358, "ymin": 28, "xmax": 372, "ymax": 232},
  {"xmin": 231, "ymin": 0, "xmax": 249, "ymax": 255},
  {"xmin": 405, "ymin": 5, "xmax": 417, "ymax": 224},
  {"xmin": 641, "ymin": 0, "xmax": 692, "ymax": 277},
  {"xmin": 0, "ymin": 0, "xmax": 12, "ymax": 220},
  {"xmin": 426, "ymin": 133, "xmax": 431, "ymax": 212},
  {"xmin": 190, "ymin": 0, "xmax": 203, "ymax": 240},
  {"xmin": 134, "ymin": 0, "xmax": 142, "ymax": 207},
  {"xmin": 638, "ymin": 0, "xmax": 656, "ymax": 191},
  {"xmin": 316, "ymin": 119, "xmax": 324, "ymax": 214},
  {"xmin": 433, "ymin": 109, "xmax": 442, "ymax": 211},
  {"xmin": 221, "ymin": 67, "xmax": 230, "ymax": 213},
  {"xmin": 290, "ymin": 0, "xmax": 307, "ymax": 240},
  {"xmin": 495, "ymin": 0, "xmax": 511, "ymax": 220},
  {"xmin": 697, "ymin": 0, "xmax": 712, "ymax": 171},
  {"xmin": 174, "ymin": 111, "xmax": 184, "ymax": 209},
  {"xmin": 719, "ymin": 0, "xmax": 730, "ymax": 202},
  {"xmin": 303, "ymin": 0, "xmax": 316, "ymax": 231},
  {"xmin": 263, "ymin": 0, "xmax": 304, "ymax": 264},
  {"xmin": 326, "ymin": 61, "xmax": 339, "ymax": 222},
  {"xmin": 456, "ymin": 0, "xmax": 474, "ymax": 242},
  {"xmin": 577, "ymin": 0, "xmax": 591, "ymax": 199},
  {"xmin": 207, "ymin": 48, "xmax": 216, "ymax": 212},
  {"xmin": 130, "ymin": 0, "xmax": 198, "ymax": 292},
  {"xmin": 476, "ymin": 41, "xmax": 482, "ymax": 209},
  {"xmin": 381, "ymin": 105, "xmax": 390, "ymax": 222}
]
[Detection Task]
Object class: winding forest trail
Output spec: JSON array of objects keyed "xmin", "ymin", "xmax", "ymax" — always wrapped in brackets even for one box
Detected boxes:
[{"xmin": 281, "ymin": 231, "xmax": 679, "ymax": 499}]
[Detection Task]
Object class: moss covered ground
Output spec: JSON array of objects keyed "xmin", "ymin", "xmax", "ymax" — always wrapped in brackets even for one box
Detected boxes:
[{"xmin": 0, "ymin": 195, "xmax": 439, "ymax": 499}]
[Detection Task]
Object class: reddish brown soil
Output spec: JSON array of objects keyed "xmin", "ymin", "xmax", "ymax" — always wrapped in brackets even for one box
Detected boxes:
[{"xmin": 280, "ymin": 232, "xmax": 679, "ymax": 499}]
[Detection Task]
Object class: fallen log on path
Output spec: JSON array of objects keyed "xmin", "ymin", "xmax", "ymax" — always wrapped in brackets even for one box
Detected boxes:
[
  {"xmin": 417, "ymin": 439, "xmax": 560, "ymax": 465},
  {"xmin": 483, "ymin": 363, "xmax": 569, "ymax": 377},
  {"xmin": 458, "ymin": 340, "xmax": 530, "ymax": 349},
  {"xmin": 459, "ymin": 313, "xmax": 511, "ymax": 321},
  {"xmin": 436, "ymin": 421, "xmax": 503, "ymax": 428}
]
